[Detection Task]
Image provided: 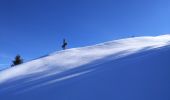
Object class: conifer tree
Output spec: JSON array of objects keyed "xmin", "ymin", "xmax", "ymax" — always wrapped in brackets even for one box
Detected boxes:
[{"xmin": 11, "ymin": 55, "xmax": 23, "ymax": 67}]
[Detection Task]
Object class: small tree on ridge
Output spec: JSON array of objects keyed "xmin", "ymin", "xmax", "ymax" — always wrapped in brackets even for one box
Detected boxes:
[{"xmin": 11, "ymin": 55, "xmax": 23, "ymax": 67}]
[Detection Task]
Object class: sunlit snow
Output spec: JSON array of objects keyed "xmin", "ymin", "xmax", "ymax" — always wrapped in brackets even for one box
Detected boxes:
[{"xmin": 0, "ymin": 35, "xmax": 170, "ymax": 84}]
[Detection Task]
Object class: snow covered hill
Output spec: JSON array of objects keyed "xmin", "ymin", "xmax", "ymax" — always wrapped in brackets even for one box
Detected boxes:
[{"xmin": 0, "ymin": 35, "xmax": 170, "ymax": 100}]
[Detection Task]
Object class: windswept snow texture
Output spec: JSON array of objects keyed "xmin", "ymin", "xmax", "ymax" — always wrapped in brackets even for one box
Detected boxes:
[{"xmin": 0, "ymin": 35, "xmax": 170, "ymax": 100}]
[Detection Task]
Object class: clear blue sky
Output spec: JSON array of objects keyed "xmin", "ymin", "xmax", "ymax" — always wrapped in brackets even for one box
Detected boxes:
[{"xmin": 0, "ymin": 0, "xmax": 170, "ymax": 69}]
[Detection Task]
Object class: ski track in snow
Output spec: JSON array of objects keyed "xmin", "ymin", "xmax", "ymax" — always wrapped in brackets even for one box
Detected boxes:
[{"xmin": 15, "ymin": 69, "xmax": 94, "ymax": 94}]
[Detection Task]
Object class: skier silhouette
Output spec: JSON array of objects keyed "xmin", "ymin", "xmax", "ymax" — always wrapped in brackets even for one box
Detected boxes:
[{"xmin": 62, "ymin": 39, "xmax": 68, "ymax": 50}]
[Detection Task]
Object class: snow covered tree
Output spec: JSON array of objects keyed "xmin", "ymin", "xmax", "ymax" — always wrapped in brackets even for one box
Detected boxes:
[{"xmin": 11, "ymin": 55, "xmax": 23, "ymax": 67}]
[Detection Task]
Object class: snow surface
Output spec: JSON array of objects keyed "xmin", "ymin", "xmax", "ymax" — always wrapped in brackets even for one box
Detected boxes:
[{"xmin": 0, "ymin": 34, "xmax": 170, "ymax": 100}]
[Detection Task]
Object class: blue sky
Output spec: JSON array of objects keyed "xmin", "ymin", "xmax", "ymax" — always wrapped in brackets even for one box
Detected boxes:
[{"xmin": 0, "ymin": 0, "xmax": 170, "ymax": 69}]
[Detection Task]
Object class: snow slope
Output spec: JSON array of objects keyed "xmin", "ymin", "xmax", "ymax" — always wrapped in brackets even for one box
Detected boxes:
[{"xmin": 0, "ymin": 34, "xmax": 170, "ymax": 100}]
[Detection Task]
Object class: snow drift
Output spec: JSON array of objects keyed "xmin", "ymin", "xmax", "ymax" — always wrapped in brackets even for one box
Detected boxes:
[{"xmin": 0, "ymin": 34, "xmax": 170, "ymax": 100}]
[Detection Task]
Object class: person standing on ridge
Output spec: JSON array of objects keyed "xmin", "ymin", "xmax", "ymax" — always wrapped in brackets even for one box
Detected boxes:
[{"xmin": 62, "ymin": 38, "xmax": 68, "ymax": 50}]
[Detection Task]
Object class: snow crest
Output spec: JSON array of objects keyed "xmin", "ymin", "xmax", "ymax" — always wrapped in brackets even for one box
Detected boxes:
[{"xmin": 0, "ymin": 34, "xmax": 170, "ymax": 84}]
